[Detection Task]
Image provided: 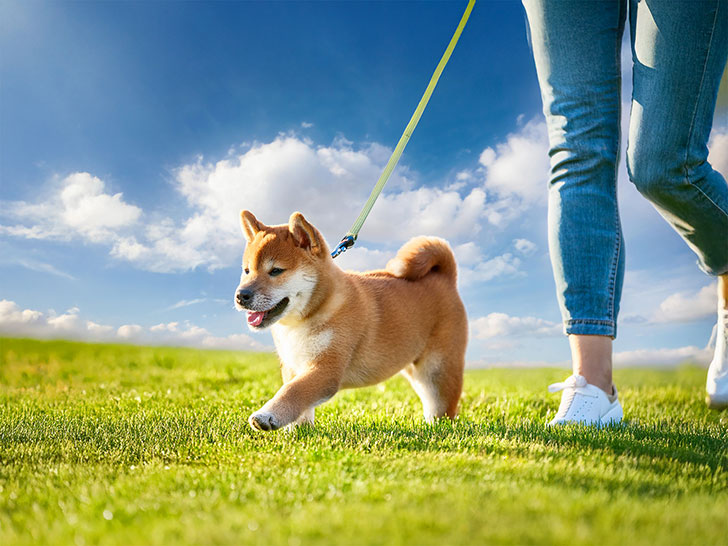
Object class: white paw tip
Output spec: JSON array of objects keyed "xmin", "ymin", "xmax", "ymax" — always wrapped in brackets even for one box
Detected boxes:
[{"xmin": 249, "ymin": 411, "xmax": 280, "ymax": 431}]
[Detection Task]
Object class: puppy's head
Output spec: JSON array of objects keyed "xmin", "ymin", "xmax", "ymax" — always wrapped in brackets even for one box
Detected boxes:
[{"xmin": 234, "ymin": 210, "xmax": 328, "ymax": 330}]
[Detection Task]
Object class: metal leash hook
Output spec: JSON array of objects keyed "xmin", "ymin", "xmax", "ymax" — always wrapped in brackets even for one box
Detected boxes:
[{"xmin": 331, "ymin": 235, "xmax": 356, "ymax": 258}]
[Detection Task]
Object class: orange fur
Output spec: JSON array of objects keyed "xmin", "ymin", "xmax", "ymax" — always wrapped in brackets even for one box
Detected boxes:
[
  {"xmin": 386, "ymin": 236, "xmax": 458, "ymax": 282},
  {"xmin": 234, "ymin": 210, "xmax": 468, "ymax": 431}
]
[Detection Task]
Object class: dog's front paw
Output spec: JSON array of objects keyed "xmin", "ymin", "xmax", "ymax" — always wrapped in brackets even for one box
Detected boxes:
[{"xmin": 249, "ymin": 411, "xmax": 281, "ymax": 431}]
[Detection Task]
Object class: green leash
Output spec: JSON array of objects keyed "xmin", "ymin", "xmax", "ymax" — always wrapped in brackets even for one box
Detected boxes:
[{"xmin": 331, "ymin": 0, "xmax": 476, "ymax": 258}]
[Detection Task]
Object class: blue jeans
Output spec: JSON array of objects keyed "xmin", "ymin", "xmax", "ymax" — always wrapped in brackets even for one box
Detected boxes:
[{"xmin": 523, "ymin": 0, "xmax": 728, "ymax": 338}]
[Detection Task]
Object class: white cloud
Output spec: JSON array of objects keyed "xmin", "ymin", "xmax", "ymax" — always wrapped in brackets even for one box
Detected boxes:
[
  {"xmin": 333, "ymin": 246, "xmax": 395, "ymax": 272},
  {"xmin": 0, "ymin": 300, "xmax": 111, "ymax": 341},
  {"xmin": 708, "ymin": 127, "xmax": 728, "ymax": 177},
  {"xmin": 513, "ymin": 238, "xmax": 537, "ymax": 256},
  {"xmin": 458, "ymin": 253, "xmax": 523, "ymax": 286},
  {"xmin": 0, "ymin": 299, "xmax": 268, "ymax": 351},
  {"xmin": 455, "ymin": 239, "xmax": 535, "ymax": 285},
  {"xmin": 117, "ymin": 324, "xmax": 143, "ymax": 339},
  {"xmin": 1, "ymin": 126, "xmax": 549, "ymax": 274},
  {"xmin": 654, "ymin": 283, "xmax": 717, "ymax": 323},
  {"xmin": 201, "ymin": 333, "xmax": 269, "ymax": 351},
  {"xmin": 452, "ymin": 242, "xmax": 483, "ymax": 266},
  {"xmin": 9, "ymin": 258, "xmax": 75, "ymax": 280},
  {"xmin": 59, "ymin": 173, "xmax": 141, "ymax": 236},
  {"xmin": 480, "ymin": 118, "xmax": 550, "ymax": 207},
  {"xmin": 466, "ymin": 359, "xmax": 567, "ymax": 369},
  {"xmin": 470, "ymin": 312, "xmax": 562, "ymax": 340},
  {"xmin": 613, "ymin": 346, "xmax": 711, "ymax": 367},
  {"xmin": 115, "ymin": 135, "xmax": 487, "ymax": 272},
  {"xmin": 0, "ymin": 172, "xmax": 141, "ymax": 243},
  {"xmin": 363, "ymin": 187, "xmax": 486, "ymax": 242},
  {"xmin": 163, "ymin": 298, "xmax": 209, "ymax": 311}
]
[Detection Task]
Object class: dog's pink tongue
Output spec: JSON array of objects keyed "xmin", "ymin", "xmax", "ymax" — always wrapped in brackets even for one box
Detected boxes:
[{"xmin": 247, "ymin": 311, "xmax": 265, "ymax": 327}]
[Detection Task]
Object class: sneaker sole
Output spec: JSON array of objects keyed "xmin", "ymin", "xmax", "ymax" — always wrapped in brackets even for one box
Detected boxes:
[
  {"xmin": 599, "ymin": 404, "xmax": 623, "ymax": 425},
  {"xmin": 547, "ymin": 403, "xmax": 624, "ymax": 427}
]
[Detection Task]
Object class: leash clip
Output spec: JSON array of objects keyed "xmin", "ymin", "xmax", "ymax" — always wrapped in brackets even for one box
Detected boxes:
[{"xmin": 331, "ymin": 235, "xmax": 356, "ymax": 259}]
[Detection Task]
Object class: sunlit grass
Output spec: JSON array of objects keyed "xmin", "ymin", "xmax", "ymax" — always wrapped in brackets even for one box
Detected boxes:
[{"xmin": 1, "ymin": 337, "xmax": 726, "ymax": 545}]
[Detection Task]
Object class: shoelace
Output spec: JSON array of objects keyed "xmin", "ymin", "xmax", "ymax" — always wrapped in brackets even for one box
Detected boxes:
[
  {"xmin": 548, "ymin": 374, "xmax": 587, "ymax": 393},
  {"xmin": 548, "ymin": 374, "xmax": 589, "ymax": 419}
]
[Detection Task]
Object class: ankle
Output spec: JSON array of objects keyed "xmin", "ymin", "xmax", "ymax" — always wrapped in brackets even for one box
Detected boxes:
[
  {"xmin": 568, "ymin": 334, "xmax": 614, "ymax": 395},
  {"xmin": 576, "ymin": 372, "xmax": 613, "ymax": 395},
  {"xmin": 719, "ymin": 275, "xmax": 728, "ymax": 311}
]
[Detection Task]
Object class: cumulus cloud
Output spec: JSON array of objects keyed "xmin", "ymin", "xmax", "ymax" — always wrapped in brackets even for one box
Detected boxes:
[
  {"xmin": 708, "ymin": 127, "xmax": 728, "ymax": 177},
  {"xmin": 471, "ymin": 344, "xmax": 714, "ymax": 368},
  {"xmin": 0, "ymin": 172, "xmax": 141, "ymax": 243},
  {"xmin": 459, "ymin": 253, "xmax": 523, "ymax": 286},
  {"xmin": 0, "ymin": 299, "xmax": 268, "ymax": 351},
  {"xmin": 160, "ymin": 136, "xmax": 488, "ymax": 271},
  {"xmin": 613, "ymin": 346, "xmax": 712, "ymax": 367},
  {"xmin": 470, "ymin": 312, "xmax": 562, "ymax": 340},
  {"xmin": 653, "ymin": 283, "xmax": 717, "ymax": 323},
  {"xmin": 333, "ymin": 246, "xmax": 395, "ymax": 272},
  {"xmin": 452, "ymin": 242, "xmax": 483, "ymax": 266},
  {"xmin": 466, "ymin": 359, "xmax": 567, "ymax": 369},
  {"xmin": 479, "ymin": 118, "xmax": 550, "ymax": 207},
  {"xmin": 0, "ymin": 300, "xmax": 114, "ymax": 341},
  {"xmin": 1, "ymin": 124, "xmax": 550, "ymax": 274},
  {"xmin": 363, "ymin": 187, "xmax": 486, "ymax": 241},
  {"xmin": 454, "ymin": 238, "xmax": 533, "ymax": 286},
  {"xmin": 448, "ymin": 118, "xmax": 549, "ymax": 228},
  {"xmin": 0, "ymin": 137, "xmax": 491, "ymax": 273},
  {"xmin": 513, "ymin": 238, "xmax": 537, "ymax": 256}
]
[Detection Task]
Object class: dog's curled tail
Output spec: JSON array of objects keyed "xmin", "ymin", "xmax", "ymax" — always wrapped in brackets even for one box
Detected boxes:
[{"xmin": 386, "ymin": 236, "xmax": 458, "ymax": 283}]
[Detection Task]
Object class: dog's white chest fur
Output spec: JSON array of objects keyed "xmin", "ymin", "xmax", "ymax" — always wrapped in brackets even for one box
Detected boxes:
[{"xmin": 272, "ymin": 324, "xmax": 333, "ymax": 373}]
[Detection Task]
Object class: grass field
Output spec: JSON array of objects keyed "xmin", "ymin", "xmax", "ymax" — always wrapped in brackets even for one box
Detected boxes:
[{"xmin": 1, "ymin": 337, "xmax": 727, "ymax": 545}]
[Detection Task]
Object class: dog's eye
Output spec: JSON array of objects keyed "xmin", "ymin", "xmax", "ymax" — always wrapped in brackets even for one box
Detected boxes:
[
  {"xmin": 244, "ymin": 268, "xmax": 250, "ymax": 275},
  {"xmin": 269, "ymin": 267, "xmax": 285, "ymax": 277}
]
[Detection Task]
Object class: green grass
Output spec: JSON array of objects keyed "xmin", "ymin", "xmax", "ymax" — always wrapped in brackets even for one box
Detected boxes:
[{"xmin": 1, "ymin": 337, "xmax": 727, "ymax": 545}]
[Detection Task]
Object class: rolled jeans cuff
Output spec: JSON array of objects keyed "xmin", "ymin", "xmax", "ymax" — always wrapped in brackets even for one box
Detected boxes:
[{"xmin": 563, "ymin": 319, "xmax": 616, "ymax": 338}]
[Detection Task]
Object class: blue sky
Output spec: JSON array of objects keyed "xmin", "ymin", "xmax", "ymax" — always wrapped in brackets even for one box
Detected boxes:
[{"xmin": 1, "ymin": 0, "xmax": 726, "ymax": 367}]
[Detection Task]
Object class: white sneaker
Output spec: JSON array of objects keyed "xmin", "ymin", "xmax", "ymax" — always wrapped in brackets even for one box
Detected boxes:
[
  {"xmin": 547, "ymin": 374, "xmax": 623, "ymax": 426},
  {"xmin": 706, "ymin": 308, "xmax": 728, "ymax": 410}
]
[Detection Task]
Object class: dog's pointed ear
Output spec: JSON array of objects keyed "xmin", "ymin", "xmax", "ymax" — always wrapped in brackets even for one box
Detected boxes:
[
  {"xmin": 289, "ymin": 212, "xmax": 325, "ymax": 256},
  {"xmin": 240, "ymin": 210, "xmax": 265, "ymax": 242}
]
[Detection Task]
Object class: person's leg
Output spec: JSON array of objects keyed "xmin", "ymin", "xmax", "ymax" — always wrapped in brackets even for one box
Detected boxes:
[
  {"xmin": 569, "ymin": 335, "xmax": 613, "ymax": 394},
  {"xmin": 625, "ymin": 0, "xmax": 728, "ymax": 406},
  {"xmin": 626, "ymin": 0, "xmax": 728, "ymax": 276},
  {"xmin": 707, "ymin": 273, "xmax": 728, "ymax": 407},
  {"xmin": 523, "ymin": 1, "xmax": 627, "ymax": 413}
]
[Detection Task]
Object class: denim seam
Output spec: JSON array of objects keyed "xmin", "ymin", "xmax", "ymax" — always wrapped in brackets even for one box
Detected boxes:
[
  {"xmin": 692, "ymin": 181, "xmax": 728, "ymax": 220},
  {"xmin": 566, "ymin": 319, "xmax": 615, "ymax": 326},
  {"xmin": 608, "ymin": 206, "xmax": 622, "ymax": 324},
  {"xmin": 607, "ymin": 4, "xmax": 624, "ymax": 331},
  {"xmin": 684, "ymin": 2, "xmax": 719, "ymax": 182}
]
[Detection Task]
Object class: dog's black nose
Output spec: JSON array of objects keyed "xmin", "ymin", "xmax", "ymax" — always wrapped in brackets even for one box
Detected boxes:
[{"xmin": 236, "ymin": 289, "xmax": 253, "ymax": 306}]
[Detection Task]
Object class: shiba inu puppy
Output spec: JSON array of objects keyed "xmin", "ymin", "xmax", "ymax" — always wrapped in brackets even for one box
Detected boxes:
[{"xmin": 234, "ymin": 210, "xmax": 468, "ymax": 431}]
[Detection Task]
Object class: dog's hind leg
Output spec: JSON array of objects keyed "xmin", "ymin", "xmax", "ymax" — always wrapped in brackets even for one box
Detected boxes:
[{"xmin": 401, "ymin": 349, "xmax": 464, "ymax": 422}]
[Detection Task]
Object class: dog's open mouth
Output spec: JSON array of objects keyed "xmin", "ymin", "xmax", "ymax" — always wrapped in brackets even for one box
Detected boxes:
[{"xmin": 246, "ymin": 297, "xmax": 289, "ymax": 328}]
